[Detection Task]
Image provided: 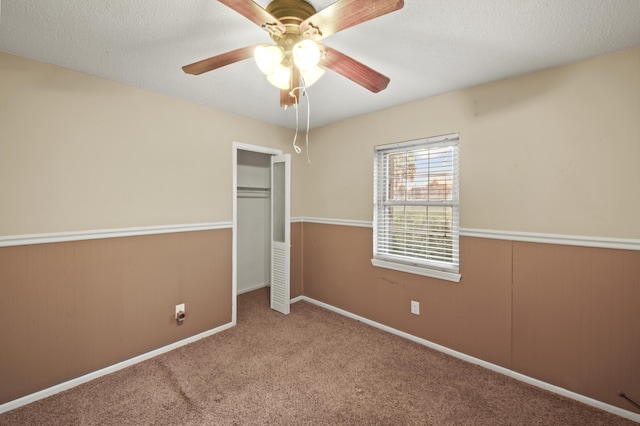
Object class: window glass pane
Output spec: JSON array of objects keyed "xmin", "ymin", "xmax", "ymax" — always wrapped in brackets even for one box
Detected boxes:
[
  {"xmin": 384, "ymin": 205, "xmax": 454, "ymax": 261},
  {"xmin": 400, "ymin": 146, "xmax": 455, "ymax": 202},
  {"xmin": 388, "ymin": 151, "xmax": 415, "ymax": 201},
  {"xmin": 426, "ymin": 206, "xmax": 453, "ymax": 262},
  {"xmin": 388, "ymin": 177, "xmax": 406, "ymax": 201},
  {"xmin": 407, "ymin": 175, "xmax": 428, "ymax": 201}
]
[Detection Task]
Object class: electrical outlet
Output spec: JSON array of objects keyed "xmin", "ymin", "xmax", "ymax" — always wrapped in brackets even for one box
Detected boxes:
[
  {"xmin": 175, "ymin": 303, "xmax": 185, "ymax": 321},
  {"xmin": 411, "ymin": 300, "xmax": 420, "ymax": 315}
]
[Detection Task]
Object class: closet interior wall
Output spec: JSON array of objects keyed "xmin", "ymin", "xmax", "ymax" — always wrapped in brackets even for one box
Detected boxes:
[{"xmin": 237, "ymin": 150, "xmax": 271, "ymax": 295}]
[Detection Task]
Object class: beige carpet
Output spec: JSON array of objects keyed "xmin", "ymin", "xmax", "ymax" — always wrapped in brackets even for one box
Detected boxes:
[{"xmin": 1, "ymin": 287, "xmax": 634, "ymax": 425}]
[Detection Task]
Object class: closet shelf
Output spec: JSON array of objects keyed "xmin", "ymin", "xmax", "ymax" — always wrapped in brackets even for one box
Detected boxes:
[{"xmin": 237, "ymin": 186, "xmax": 270, "ymax": 198}]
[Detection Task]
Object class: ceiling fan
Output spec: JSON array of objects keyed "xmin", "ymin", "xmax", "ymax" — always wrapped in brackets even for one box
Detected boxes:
[{"xmin": 182, "ymin": 0, "xmax": 405, "ymax": 107}]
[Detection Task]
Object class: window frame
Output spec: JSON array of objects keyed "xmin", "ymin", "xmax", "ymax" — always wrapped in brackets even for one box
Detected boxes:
[{"xmin": 372, "ymin": 133, "xmax": 461, "ymax": 283}]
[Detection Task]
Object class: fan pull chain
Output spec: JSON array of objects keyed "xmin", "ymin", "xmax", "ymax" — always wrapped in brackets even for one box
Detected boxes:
[
  {"xmin": 290, "ymin": 77, "xmax": 312, "ymax": 164},
  {"xmin": 292, "ymin": 103, "xmax": 302, "ymax": 155}
]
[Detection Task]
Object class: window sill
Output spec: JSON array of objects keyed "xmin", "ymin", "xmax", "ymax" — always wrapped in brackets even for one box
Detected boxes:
[{"xmin": 371, "ymin": 258, "xmax": 461, "ymax": 283}]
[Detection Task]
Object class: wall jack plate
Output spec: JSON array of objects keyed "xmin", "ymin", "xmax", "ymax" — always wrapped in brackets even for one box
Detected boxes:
[
  {"xmin": 175, "ymin": 303, "xmax": 186, "ymax": 322},
  {"xmin": 411, "ymin": 300, "xmax": 420, "ymax": 315}
]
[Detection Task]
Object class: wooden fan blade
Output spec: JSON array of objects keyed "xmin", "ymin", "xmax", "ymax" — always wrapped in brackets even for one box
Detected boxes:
[
  {"xmin": 320, "ymin": 45, "xmax": 390, "ymax": 93},
  {"xmin": 182, "ymin": 44, "xmax": 264, "ymax": 75},
  {"xmin": 218, "ymin": 0, "xmax": 286, "ymax": 34},
  {"xmin": 300, "ymin": 0, "xmax": 404, "ymax": 40}
]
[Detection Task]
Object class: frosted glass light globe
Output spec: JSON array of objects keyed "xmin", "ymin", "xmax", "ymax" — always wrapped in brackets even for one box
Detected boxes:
[
  {"xmin": 267, "ymin": 64, "xmax": 292, "ymax": 90},
  {"xmin": 254, "ymin": 45, "xmax": 284, "ymax": 75},
  {"xmin": 301, "ymin": 66, "xmax": 325, "ymax": 87},
  {"xmin": 292, "ymin": 39, "xmax": 320, "ymax": 71}
]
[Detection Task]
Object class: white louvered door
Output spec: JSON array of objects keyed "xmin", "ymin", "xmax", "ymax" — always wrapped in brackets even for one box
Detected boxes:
[{"xmin": 270, "ymin": 154, "xmax": 290, "ymax": 315}]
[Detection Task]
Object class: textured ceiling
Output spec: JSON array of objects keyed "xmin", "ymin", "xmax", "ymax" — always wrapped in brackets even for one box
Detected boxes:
[{"xmin": 1, "ymin": 0, "xmax": 639, "ymax": 129}]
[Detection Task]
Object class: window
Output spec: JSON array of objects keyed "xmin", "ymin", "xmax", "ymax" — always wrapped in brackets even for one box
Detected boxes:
[{"xmin": 372, "ymin": 134, "xmax": 460, "ymax": 282}]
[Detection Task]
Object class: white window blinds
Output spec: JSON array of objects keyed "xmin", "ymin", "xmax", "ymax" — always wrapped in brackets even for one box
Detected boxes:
[{"xmin": 373, "ymin": 134, "xmax": 460, "ymax": 277}]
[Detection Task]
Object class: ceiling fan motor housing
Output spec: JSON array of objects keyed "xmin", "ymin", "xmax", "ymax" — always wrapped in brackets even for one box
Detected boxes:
[{"xmin": 266, "ymin": 0, "xmax": 319, "ymax": 60}]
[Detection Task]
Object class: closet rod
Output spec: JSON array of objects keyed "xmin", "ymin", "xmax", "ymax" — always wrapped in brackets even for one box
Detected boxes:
[{"xmin": 237, "ymin": 186, "xmax": 270, "ymax": 198}]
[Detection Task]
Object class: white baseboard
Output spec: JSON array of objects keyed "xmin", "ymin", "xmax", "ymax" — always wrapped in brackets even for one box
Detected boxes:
[
  {"xmin": 0, "ymin": 321, "xmax": 234, "ymax": 415},
  {"xmin": 299, "ymin": 296, "xmax": 640, "ymax": 423},
  {"xmin": 237, "ymin": 283, "xmax": 269, "ymax": 295},
  {"xmin": 290, "ymin": 295, "xmax": 304, "ymax": 304}
]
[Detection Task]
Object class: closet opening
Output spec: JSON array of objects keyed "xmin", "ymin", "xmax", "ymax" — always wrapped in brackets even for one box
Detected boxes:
[{"xmin": 232, "ymin": 142, "xmax": 290, "ymax": 325}]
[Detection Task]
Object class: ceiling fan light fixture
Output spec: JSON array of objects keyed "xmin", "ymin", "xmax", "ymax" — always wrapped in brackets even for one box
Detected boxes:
[
  {"xmin": 184, "ymin": 0, "xmax": 404, "ymax": 105},
  {"xmin": 267, "ymin": 64, "xmax": 292, "ymax": 90},
  {"xmin": 292, "ymin": 39, "xmax": 320, "ymax": 71},
  {"xmin": 254, "ymin": 45, "xmax": 284, "ymax": 75}
]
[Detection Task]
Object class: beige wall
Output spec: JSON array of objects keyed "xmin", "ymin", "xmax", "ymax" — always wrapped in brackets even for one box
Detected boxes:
[
  {"xmin": 303, "ymin": 47, "xmax": 640, "ymax": 239},
  {"xmin": 302, "ymin": 223, "xmax": 640, "ymax": 414},
  {"xmin": 3, "ymin": 48, "xmax": 637, "ymax": 237},
  {"xmin": 0, "ymin": 51, "xmax": 301, "ymax": 236}
]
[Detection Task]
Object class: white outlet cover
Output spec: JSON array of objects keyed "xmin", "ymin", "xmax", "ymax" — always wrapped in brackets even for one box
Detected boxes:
[
  {"xmin": 411, "ymin": 301, "xmax": 420, "ymax": 315},
  {"xmin": 175, "ymin": 303, "xmax": 185, "ymax": 315}
]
